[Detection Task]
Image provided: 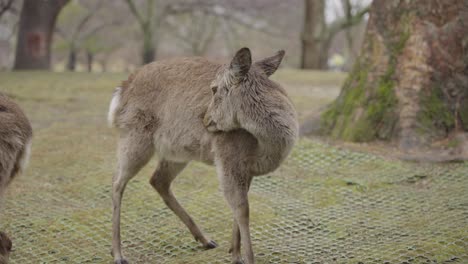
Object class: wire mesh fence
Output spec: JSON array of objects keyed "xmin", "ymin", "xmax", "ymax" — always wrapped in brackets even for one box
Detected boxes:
[{"xmin": 2, "ymin": 139, "xmax": 467, "ymax": 263}]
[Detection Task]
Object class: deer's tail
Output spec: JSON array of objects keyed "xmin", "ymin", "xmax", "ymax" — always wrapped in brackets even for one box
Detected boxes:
[
  {"xmin": 7, "ymin": 136, "xmax": 32, "ymax": 185},
  {"xmin": 107, "ymin": 86, "xmax": 122, "ymax": 127},
  {"xmin": 17, "ymin": 137, "xmax": 32, "ymax": 175},
  {"xmin": 108, "ymin": 73, "xmax": 136, "ymax": 127}
]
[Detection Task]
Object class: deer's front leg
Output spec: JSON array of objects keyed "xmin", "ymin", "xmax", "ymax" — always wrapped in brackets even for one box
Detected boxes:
[
  {"xmin": 222, "ymin": 175, "xmax": 255, "ymax": 264},
  {"xmin": 229, "ymin": 220, "xmax": 243, "ymax": 264}
]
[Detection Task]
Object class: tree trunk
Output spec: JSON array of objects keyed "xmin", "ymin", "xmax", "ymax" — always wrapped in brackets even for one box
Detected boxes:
[
  {"xmin": 321, "ymin": 0, "xmax": 468, "ymax": 150},
  {"xmin": 86, "ymin": 51, "xmax": 93, "ymax": 72},
  {"xmin": 142, "ymin": 24, "xmax": 155, "ymax": 64},
  {"xmin": 13, "ymin": 0, "xmax": 69, "ymax": 70},
  {"xmin": 66, "ymin": 47, "xmax": 76, "ymax": 71},
  {"xmin": 142, "ymin": 43, "xmax": 155, "ymax": 64},
  {"xmin": 100, "ymin": 59, "xmax": 107, "ymax": 72},
  {"xmin": 301, "ymin": 0, "xmax": 327, "ymax": 69}
]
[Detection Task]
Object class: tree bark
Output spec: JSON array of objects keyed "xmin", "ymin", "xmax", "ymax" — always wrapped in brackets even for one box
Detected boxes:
[
  {"xmin": 13, "ymin": 0, "xmax": 69, "ymax": 70},
  {"xmin": 301, "ymin": 0, "xmax": 327, "ymax": 69},
  {"xmin": 320, "ymin": 0, "xmax": 468, "ymax": 150}
]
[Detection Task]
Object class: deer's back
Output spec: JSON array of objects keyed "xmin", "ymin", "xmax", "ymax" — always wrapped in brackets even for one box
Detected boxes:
[
  {"xmin": 116, "ymin": 57, "xmax": 222, "ymax": 163},
  {"xmin": 0, "ymin": 93, "xmax": 32, "ymax": 187}
]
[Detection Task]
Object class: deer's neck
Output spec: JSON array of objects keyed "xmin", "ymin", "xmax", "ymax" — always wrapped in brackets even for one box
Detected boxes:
[{"xmin": 243, "ymin": 108, "xmax": 298, "ymax": 176}]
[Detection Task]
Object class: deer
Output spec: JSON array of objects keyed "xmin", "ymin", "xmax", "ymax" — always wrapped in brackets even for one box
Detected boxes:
[
  {"xmin": 0, "ymin": 93, "xmax": 33, "ymax": 264},
  {"xmin": 108, "ymin": 47, "xmax": 298, "ymax": 264}
]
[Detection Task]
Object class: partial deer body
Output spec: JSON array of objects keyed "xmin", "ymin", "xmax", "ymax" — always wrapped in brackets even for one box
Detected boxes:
[
  {"xmin": 109, "ymin": 48, "xmax": 298, "ymax": 264},
  {"xmin": 0, "ymin": 93, "xmax": 32, "ymax": 264}
]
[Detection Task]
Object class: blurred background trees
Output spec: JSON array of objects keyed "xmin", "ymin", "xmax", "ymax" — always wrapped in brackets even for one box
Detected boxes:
[
  {"xmin": 0, "ymin": 0, "xmax": 369, "ymax": 71},
  {"xmin": 0, "ymin": 0, "xmax": 13, "ymax": 18}
]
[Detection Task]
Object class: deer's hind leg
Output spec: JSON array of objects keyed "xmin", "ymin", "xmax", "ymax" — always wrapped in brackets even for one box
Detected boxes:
[
  {"xmin": 112, "ymin": 132, "xmax": 155, "ymax": 264},
  {"xmin": 150, "ymin": 160, "xmax": 217, "ymax": 249}
]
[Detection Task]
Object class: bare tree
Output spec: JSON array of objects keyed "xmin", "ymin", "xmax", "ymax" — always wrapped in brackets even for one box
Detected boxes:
[
  {"xmin": 162, "ymin": 0, "xmax": 292, "ymax": 60},
  {"xmin": 301, "ymin": 0, "xmax": 369, "ymax": 69},
  {"xmin": 166, "ymin": 1, "xmax": 282, "ymax": 37},
  {"xmin": 82, "ymin": 33, "xmax": 123, "ymax": 72},
  {"xmin": 124, "ymin": 0, "xmax": 161, "ymax": 64},
  {"xmin": 124, "ymin": 0, "xmax": 286, "ymax": 64},
  {"xmin": 0, "ymin": 0, "xmax": 13, "ymax": 19},
  {"xmin": 14, "ymin": 0, "xmax": 70, "ymax": 70},
  {"xmin": 55, "ymin": 1, "xmax": 103, "ymax": 71},
  {"xmin": 165, "ymin": 11, "xmax": 218, "ymax": 56}
]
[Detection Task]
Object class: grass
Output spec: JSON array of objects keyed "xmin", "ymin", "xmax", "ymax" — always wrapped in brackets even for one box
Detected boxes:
[
  {"xmin": 272, "ymin": 69, "xmax": 345, "ymax": 122},
  {"xmin": 0, "ymin": 71, "xmax": 467, "ymax": 264},
  {"xmin": 272, "ymin": 69, "xmax": 347, "ymax": 87}
]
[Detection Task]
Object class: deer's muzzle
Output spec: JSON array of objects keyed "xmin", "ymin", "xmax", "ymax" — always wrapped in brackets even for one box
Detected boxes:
[{"xmin": 203, "ymin": 113, "xmax": 218, "ymax": 132}]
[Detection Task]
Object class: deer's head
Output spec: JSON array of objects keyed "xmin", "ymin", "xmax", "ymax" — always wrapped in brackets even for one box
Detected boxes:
[{"xmin": 203, "ymin": 47, "xmax": 285, "ymax": 132}]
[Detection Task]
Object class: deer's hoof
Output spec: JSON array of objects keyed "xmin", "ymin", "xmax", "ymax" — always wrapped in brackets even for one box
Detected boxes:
[
  {"xmin": 233, "ymin": 260, "xmax": 244, "ymax": 264},
  {"xmin": 114, "ymin": 258, "xmax": 129, "ymax": 264},
  {"xmin": 204, "ymin": 240, "xmax": 218, "ymax": 249}
]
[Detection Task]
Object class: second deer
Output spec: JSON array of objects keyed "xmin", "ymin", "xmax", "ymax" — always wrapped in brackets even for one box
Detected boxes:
[{"xmin": 0, "ymin": 93, "xmax": 33, "ymax": 264}]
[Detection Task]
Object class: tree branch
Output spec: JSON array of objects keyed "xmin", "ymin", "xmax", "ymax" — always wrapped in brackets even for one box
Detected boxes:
[
  {"xmin": 164, "ymin": 18, "xmax": 195, "ymax": 49},
  {"xmin": 54, "ymin": 27, "xmax": 67, "ymax": 39},
  {"xmin": 328, "ymin": 4, "xmax": 370, "ymax": 37},
  {"xmin": 71, "ymin": 1, "xmax": 103, "ymax": 42},
  {"xmin": 80, "ymin": 19, "xmax": 123, "ymax": 42},
  {"xmin": 124, "ymin": 0, "xmax": 146, "ymax": 27},
  {"xmin": 166, "ymin": 3, "xmax": 285, "ymax": 38},
  {"xmin": 0, "ymin": 0, "xmax": 13, "ymax": 18}
]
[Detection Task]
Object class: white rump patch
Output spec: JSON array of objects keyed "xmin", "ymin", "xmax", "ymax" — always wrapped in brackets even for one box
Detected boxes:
[
  {"xmin": 108, "ymin": 87, "xmax": 122, "ymax": 127},
  {"xmin": 18, "ymin": 138, "xmax": 32, "ymax": 173}
]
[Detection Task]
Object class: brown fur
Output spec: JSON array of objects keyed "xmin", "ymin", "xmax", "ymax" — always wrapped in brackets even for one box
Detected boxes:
[
  {"xmin": 0, "ymin": 232, "xmax": 11, "ymax": 264},
  {"xmin": 0, "ymin": 93, "xmax": 32, "ymax": 263},
  {"xmin": 109, "ymin": 48, "xmax": 298, "ymax": 264}
]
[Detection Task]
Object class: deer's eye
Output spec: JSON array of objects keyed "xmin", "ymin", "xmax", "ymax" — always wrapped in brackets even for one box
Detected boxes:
[{"xmin": 211, "ymin": 86, "xmax": 218, "ymax": 94}]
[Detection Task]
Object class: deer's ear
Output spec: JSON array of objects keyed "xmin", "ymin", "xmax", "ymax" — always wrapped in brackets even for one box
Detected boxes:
[
  {"xmin": 230, "ymin": 47, "xmax": 252, "ymax": 79},
  {"xmin": 255, "ymin": 50, "xmax": 285, "ymax": 76}
]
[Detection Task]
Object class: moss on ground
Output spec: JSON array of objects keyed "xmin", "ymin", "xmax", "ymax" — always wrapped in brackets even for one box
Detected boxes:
[{"xmin": 0, "ymin": 72, "xmax": 467, "ymax": 263}]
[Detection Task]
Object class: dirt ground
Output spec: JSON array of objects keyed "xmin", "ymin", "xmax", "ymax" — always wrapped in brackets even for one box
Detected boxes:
[{"xmin": 0, "ymin": 71, "xmax": 466, "ymax": 263}]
